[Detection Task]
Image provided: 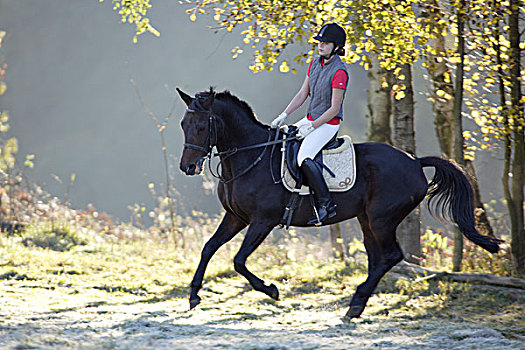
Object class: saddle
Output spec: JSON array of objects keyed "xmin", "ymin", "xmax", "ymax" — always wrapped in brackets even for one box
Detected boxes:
[
  {"xmin": 285, "ymin": 125, "xmax": 343, "ymax": 185},
  {"xmin": 281, "ymin": 126, "xmax": 355, "ymax": 195},
  {"xmin": 279, "ymin": 126, "xmax": 356, "ymax": 228}
]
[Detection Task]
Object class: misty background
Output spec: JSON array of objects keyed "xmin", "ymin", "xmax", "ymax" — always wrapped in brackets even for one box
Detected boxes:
[{"xmin": 0, "ymin": 1, "xmax": 503, "ymax": 223}]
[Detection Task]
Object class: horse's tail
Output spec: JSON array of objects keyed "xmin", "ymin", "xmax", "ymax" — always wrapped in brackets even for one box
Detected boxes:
[{"xmin": 419, "ymin": 156, "xmax": 503, "ymax": 253}]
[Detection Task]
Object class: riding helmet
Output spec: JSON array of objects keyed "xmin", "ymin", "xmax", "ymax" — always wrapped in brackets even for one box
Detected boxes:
[{"xmin": 314, "ymin": 23, "xmax": 346, "ymax": 47}]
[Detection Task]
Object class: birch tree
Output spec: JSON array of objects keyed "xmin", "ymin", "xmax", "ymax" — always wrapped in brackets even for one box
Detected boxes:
[
  {"xmin": 392, "ymin": 63, "xmax": 421, "ymax": 264},
  {"xmin": 366, "ymin": 53, "xmax": 393, "ymax": 144}
]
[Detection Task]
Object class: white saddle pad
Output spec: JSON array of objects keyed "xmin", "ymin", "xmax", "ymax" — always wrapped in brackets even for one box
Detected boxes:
[{"xmin": 282, "ymin": 135, "xmax": 357, "ymax": 195}]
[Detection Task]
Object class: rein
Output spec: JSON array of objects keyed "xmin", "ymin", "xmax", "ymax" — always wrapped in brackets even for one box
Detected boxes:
[
  {"xmin": 212, "ymin": 130, "xmax": 298, "ymax": 184},
  {"xmin": 183, "ymin": 102, "xmax": 298, "ymax": 184},
  {"xmin": 213, "ymin": 133, "xmax": 297, "ymax": 157}
]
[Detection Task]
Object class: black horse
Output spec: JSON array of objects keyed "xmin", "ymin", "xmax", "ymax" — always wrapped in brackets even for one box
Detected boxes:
[{"xmin": 177, "ymin": 87, "xmax": 502, "ymax": 319}]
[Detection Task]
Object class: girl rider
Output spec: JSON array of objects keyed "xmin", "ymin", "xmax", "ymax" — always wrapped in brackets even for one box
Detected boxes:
[{"xmin": 271, "ymin": 23, "xmax": 348, "ymax": 225}]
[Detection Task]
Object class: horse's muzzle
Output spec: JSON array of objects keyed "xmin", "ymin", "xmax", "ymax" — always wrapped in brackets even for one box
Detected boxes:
[
  {"xmin": 180, "ymin": 163, "xmax": 196, "ymax": 176},
  {"xmin": 180, "ymin": 158, "xmax": 205, "ymax": 176}
]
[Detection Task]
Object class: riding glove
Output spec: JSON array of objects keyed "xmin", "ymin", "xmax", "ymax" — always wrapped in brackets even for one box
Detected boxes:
[
  {"xmin": 297, "ymin": 121, "xmax": 315, "ymax": 139},
  {"xmin": 271, "ymin": 112, "xmax": 288, "ymax": 128}
]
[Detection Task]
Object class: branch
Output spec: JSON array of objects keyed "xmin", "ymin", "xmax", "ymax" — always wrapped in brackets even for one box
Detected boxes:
[
  {"xmin": 161, "ymin": 84, "xmax": 179, "ymax": 128},
  {"xmin": 391, "ymin": 261, "xmax": 525, "ymax": 289}
]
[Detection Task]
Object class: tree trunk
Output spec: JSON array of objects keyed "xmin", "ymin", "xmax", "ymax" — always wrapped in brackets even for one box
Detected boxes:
[
  {"xmin": 451, "ymin": 0, "xmax": 466, "ymax": 272},
  {"xmin": 465, "ymin": 160, "xmax": 494, "ymax": 237},
  {"xmin": 420, "ymin": 0, "xmax": 467, "ymax": 271},
  {"xmin": 329, "ymin": 223, "xmax": 346, "ymax": 261},
  {"xmin": 392, "ymin": 63, "xmax": 421, "ymax": 264},
  {"xmin": 366, "ymin": 53, "xmax": 392, "ymax": 144},
  {"xmin": 420, "ymin": 0, "xmax": 455, "ymax": 157},
  {"xmin": 507, "ymin": 0, "xmax": 525, "ymax": 277}
]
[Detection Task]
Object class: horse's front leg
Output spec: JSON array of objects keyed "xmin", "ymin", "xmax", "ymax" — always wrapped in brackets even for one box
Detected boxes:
[
  {"xmin": 233, "ymin": 220, "xmax": 279, "ymax": 300},
  {"xmin": 189, "ymin": 212, "xmax": 246, "ymax": 309}
]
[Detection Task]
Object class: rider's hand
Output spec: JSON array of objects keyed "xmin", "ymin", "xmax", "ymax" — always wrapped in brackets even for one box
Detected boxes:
[
  {"xmin": 297, "ymin": 121, "xmax": 315, "ymax": 139},
  {"xmin": 271, "ymin": 112, "xmax": 288, "ymax": 128}
]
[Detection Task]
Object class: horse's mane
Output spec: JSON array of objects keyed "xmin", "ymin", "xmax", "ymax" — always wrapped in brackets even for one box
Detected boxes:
[{"xmin": 197, "ymin": 87, "xmax": 267, "ymax": 128}]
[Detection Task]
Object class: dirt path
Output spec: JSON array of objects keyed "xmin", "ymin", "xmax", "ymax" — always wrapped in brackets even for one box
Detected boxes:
[{"xmin": 1, "ymin": 276, "xmax": 523, "ymax": 350}]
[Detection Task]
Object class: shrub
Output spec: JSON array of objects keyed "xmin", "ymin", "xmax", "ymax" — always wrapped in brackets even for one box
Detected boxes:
[{"xmin": 22, "ymin": 222, "xmax": 87, "ymax": 252}]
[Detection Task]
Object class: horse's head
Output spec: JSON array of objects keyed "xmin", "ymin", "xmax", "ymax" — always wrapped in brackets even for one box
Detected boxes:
[{"xmin": 177, "ymin": 88, "xmax": 216, "ymax": 176}]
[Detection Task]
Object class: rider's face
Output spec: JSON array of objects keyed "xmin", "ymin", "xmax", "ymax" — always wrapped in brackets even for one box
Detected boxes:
[{"xmin": 318, "ymin": 41, "xmax": 335, "ymax": 56}]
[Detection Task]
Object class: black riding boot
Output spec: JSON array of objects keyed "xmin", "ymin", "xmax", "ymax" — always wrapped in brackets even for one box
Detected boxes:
[{"xmin": 300, "ymin": 158, "xmax": 337, "ymax": 225}]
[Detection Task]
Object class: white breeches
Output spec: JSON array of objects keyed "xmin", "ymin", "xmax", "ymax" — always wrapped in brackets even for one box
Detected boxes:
[{"xmin": 295, "ymin": 116, "xmax": 340, "ymax": 166}]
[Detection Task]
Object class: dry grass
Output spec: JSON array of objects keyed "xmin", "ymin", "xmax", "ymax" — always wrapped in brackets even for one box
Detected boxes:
[{"xmin": 0, "ymin": 221, "xmax": 523, "ymax": 349}]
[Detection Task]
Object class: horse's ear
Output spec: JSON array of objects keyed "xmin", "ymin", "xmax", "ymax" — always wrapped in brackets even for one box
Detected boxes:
[{"xmin": 176, "ymin": 88, "xmax": 193, "ymax": 107}]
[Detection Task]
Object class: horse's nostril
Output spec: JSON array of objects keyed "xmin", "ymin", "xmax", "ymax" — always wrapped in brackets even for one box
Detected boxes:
[{"xmin": 181, "ymin": 163, "xmax": 196, "ymax": 175}]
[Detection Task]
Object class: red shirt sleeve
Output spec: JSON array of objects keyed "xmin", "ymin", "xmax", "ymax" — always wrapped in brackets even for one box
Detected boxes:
[
  {"xmin": 332, "ymin": 69, "xmax": 348, "ymax": 89},
  {"xmin": 307, "ymin": 60, "xmax": 314, "ymax": 77}
]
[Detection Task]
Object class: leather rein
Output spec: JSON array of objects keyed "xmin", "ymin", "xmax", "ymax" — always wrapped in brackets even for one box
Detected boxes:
[{"xmin": 183, "ymin": 103, "xmax": 298, "ymax": 184}]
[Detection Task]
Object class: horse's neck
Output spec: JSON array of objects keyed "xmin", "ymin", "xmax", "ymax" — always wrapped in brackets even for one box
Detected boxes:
[
  {"xmin": 215, "ymin": 108, "xmax": 269, "ymax": 153},
  {"xmin": 213, "ymin": 105, "xmax": 272, "ymax": 181}
]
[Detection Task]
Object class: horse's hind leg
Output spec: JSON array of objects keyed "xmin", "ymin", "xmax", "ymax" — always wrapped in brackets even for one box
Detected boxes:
[
  {"xmin": 233, "ymin": 221, "xmax": 279, "ymax": 300},
  {"xmin": 189, "ymin": 212, "xmax": 246, "ymax": 309},
  {"xmin": 345, "ymin": 213, "xmax": 403, "ymax": 319}
]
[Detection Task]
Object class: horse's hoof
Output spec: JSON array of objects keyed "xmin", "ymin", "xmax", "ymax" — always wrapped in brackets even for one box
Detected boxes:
[
  {"xmin": 268, "ymin": 283, "xmax": 279, "ymax": 300},
  {"xmin": 341, "ymin": 317, "xmax": 357, "ymax": 328},
  {"xmin": 189, "ymin": 296, "xmax": 201, "ymax": 310},
  {"xmin": 344, "ymin": 305, "xmax": 364, "ymax": 319}
]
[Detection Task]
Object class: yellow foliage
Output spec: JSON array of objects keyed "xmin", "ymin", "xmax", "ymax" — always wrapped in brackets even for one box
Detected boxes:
[
  {"xmin": 395, "ymin": 91, "xmax": 406, "ymax": 100},
  {"xmin": 164, "ymin": 0, "xmax": 429, "ymax": 74},
  {"xmin": 104, "ymin": 0, "xmax": 524, "ymax": 164},
  {"xmin": 102, "ymin": 0, "xmax": 159, "ymax": 42},
  {"xmin": 279, "ymin": 61, "xmax": 290, "ymax": 73}
]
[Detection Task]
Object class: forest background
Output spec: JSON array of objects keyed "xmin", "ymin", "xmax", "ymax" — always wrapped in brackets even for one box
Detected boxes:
[
  {"xmin": 2, "ymin": 0, "xmax": 524, "ymax": 274},
  {"xmin": 105, "ymin": 0, "xmax": 525, "ymax": 275},
  {"xmin": 0, "ymin": 1, "xmax": 523, "ymax": 348},
  {"xmin": 2, "ymin": 0, "xmax": 522, "ymax": 272}
]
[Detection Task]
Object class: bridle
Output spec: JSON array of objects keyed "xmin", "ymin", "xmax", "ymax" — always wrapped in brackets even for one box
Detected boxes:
[
  {"xmin": 182, "ymin": 99, "xmax": 298, "ymax": 184},
  {"xmin": 182, "ymin": 98, "xmax": 217, "ymax": 159}
]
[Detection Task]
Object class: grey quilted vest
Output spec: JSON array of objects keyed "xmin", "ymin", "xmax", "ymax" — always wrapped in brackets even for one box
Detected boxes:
[{"xmin": 306, "ymin": 55, "xmax": 348, "ymax": 121}]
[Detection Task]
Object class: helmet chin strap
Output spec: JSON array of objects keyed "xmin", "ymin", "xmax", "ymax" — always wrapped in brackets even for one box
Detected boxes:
[{"xmin": 320, "ymin": 45, "xmax": 339, "ymax": 63}]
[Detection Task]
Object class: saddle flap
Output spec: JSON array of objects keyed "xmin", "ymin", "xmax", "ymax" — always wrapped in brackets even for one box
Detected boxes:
[
  {"xmin": 285, "ymin": 139, "xmax": 301, "ymax": 182},
  {"xmin": 285, "ymin": 138, "xmax": 323, "ymax": 184}
]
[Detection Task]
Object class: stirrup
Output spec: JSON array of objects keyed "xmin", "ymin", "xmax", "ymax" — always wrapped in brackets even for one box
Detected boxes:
[
  {"xmin": 310, "ymin": 206, "xmax": 321, "ymax": 226},
  {"xmin": 307, "ymin": 203, "xmax": 336, "ymax": 226}
]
